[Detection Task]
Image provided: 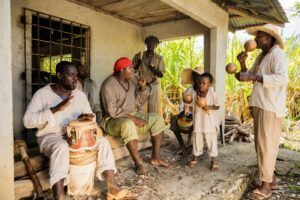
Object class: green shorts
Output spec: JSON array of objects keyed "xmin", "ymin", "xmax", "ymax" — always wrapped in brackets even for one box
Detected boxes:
[{"xmin": 101, "ymin": 112, "xmax": 165, "ymax": 144}]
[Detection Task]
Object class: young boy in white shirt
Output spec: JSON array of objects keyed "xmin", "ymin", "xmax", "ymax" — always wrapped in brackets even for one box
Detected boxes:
[{"xmin": 187, "ymin": 73, "xmax": 220, "ymax": 171}]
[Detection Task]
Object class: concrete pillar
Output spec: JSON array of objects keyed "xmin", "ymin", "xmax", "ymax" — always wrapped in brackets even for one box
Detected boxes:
[
  {"xmin": 209, "ymin": 27, "xmax": 228, "ymax": 129},
  {"xmin": 0, "ymin": 0, "xmax": 14, "ymax": 199},
  {"xmin": 204, "ymin": 31, "xmax": 210, "ymax": 73}
]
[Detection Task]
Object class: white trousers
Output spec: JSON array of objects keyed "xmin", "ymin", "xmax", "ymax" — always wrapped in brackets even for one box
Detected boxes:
[
  {"xmin": 38, "ymin": 134, "xmax": 117, "ymax": 188},
  {"xmin": 192, "ymin": 131, "xmax": 218, "ymax": 157}
]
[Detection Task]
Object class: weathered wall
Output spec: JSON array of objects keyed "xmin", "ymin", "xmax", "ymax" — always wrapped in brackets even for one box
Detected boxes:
[
  {"xmin": 11, "ymin": 0, "xmax": 143, "ymax": 135},
  {"xmin": 142, "ymin": 18, "xmax": 208, "ymax": 41},
  {"xmin": 162, "ymin": 0, "xmax": 229, "ymax": 125},
  {"xmin": 0, "ymin": 0, "xmax": 14, "ymax": 199}
]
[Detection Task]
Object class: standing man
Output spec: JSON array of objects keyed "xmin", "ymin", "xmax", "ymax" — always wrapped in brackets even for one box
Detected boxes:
[
  {"xmin": 76, "ymin": 63, "xmax": 101, "ymax": 123},
  {"xmin": 24, "ymin": 61, "xmax": 133, "ymax": 200},
  {"xmin": 100, "ymin": 57, "xmax": 170, "ymax": 175},
  {"xmin": 133, "ymin": 35, "xmax": 165, "ymax": 113},
  {"xmin": 235, "ymin": 24, "xmax": 287, "ymax": 199}
]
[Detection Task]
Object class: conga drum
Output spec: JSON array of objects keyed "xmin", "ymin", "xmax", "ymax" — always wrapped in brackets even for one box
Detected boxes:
[
  {"xmin": 177, "ymin": 114, "xmax": 193, "ymax": 133},
  {"xmin": 65, "ymin": 120, "xmax": 102, "ymax": 196}
]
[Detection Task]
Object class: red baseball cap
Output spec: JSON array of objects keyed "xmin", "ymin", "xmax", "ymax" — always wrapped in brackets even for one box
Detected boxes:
[{"xmin": 113, "ymin": 57, "xmax": 133, "ymax": 75}]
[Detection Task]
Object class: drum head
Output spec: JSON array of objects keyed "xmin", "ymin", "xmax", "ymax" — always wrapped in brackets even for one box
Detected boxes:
[
  {"xmin": 178, "ymin": 116, "xmax": 193, "ymax": 131},
  {"xmin": 68, "ymin": 120, "xmax": 95, "ymax": 127}
]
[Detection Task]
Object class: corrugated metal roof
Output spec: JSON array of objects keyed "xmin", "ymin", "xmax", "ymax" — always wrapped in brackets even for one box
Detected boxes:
[{"xmin": 213, "ymin": 0, "xmax": 289, "ymax": 31}]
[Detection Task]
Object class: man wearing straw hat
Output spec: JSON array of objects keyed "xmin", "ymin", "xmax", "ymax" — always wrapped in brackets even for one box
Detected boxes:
[
  {"xmin": 235, "ymin": 24, "xmax": 287, "ymax": 199},
  {"xmin": 132, "ymin": 35, "xmax": 165, "ymax": 114}
]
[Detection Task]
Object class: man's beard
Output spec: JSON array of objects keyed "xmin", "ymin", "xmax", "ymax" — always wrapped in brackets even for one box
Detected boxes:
[{"xmin": 61, "ymin": 80, "xmax": 76, "ymax": 90}]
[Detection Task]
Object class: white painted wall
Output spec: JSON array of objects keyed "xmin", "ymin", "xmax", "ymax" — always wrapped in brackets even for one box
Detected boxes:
[
  {"xmin": 11, "ymin": 0, "xmax": 144, "ymax": 135},
  {"xmin": 142, "ymin": 18, "xmax": 208, "ymax": 41},
  {"xmin": 0, "ymin": 0, "xmax": 14, "ymax": 199}
]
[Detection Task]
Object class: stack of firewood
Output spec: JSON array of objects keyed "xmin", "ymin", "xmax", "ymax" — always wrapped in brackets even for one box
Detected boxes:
[{"xmin": 224, "ymin": 116, "xmax": 253, "ymax": 143}]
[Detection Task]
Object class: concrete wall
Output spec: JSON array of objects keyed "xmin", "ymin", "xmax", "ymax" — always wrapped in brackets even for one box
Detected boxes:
[
  {"xmin": 142, "ymin": 18, "xmax": 208, "ymax": 41},
  {"xmin": 0, "ymin": 0, "xmax": 14, "ymax": 199},
  {"xmin": 162, "ymin": 0, "xmax": 229, "ymax": 125},
  {"xmin": 11, "ymin": 0, "xmax": 143, "ymax": 135}
]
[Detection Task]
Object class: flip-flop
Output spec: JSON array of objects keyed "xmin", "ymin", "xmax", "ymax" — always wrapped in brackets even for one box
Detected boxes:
[
  {"xmin": 211, "ymin": 164, "xmax": 219, "ymax": 171},
  {"xmin": 251, "ymin": 188, "xmax": 272, "ymax": 200},
  {"xmin": 106, "ymin": 189, "xmax": 135, "ymax": 200},
  {"xmin": 189, "ymin": 160, "xmax": 198, "ymax": 167},
  {"xmin": 271, "ymin": 184, "xmax": 279, "ymax": 190}
]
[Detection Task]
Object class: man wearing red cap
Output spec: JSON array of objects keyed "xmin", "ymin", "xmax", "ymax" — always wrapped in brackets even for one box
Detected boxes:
[{"xmin": 100, "ymin": 57, "xmax": 170, "ymax": 175}]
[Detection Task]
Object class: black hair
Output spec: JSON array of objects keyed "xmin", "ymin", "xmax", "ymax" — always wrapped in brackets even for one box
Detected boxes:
[
  {"xmin": 192, "ymin": 71, "xmax": 201, "ymax": 91},
  {"xmin": 201, "ymin": 72, "xmax": 214, "ymax": 84},
  {"xmin": 75, "ymin": 62, "xmax": 84, "ymax": 69},
  {"xmin": 56, "ymin": 61, "xmax": 75, "ymax": 74},
  {"xmin": 144, "ymin": 35, "xmax": 159, "ymax": 45}
]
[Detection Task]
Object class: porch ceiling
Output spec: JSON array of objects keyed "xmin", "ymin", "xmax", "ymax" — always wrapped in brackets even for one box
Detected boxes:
[
  {"xmin": 68, "ymin": 0, "xmax": 189, "ymax": 26},
  {"xmin": 68, "ymin": 0, "xmax": 288, "ymax": 31}
]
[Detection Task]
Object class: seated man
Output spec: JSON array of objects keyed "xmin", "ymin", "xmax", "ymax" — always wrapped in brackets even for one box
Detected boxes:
[
  {"xmin": 23, "ymin": 61, "xmax": 132, "ymax": 200},
  {"xmin": 100, "ymin": 57, "xmax": 170, "ymax": 175},
  {"xmin": 76, "ymin": 63, "xmax": 101, "ymax": 123}
]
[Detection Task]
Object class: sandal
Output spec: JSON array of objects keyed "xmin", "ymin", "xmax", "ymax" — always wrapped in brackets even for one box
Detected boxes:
[
  {"xmin": 106, "ymin": 189, "xmax": 135, "ymax": 200},
  {"xmin": 251, "ymin": 188, "xmax": 272, "ymax": 200},
  {"xmin": 211, "ymin": 164, "xmax": 219, "ymax": 171},
  {"xmin": 189, "ymin": 160, "xmax": 198, "ymax": 167}
]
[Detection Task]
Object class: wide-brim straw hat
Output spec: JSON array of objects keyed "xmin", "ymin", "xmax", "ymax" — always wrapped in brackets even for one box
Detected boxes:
[
  {"xmin": 181, "ymin": 67, "xmax": 203, "ymax": 85},
  {"xmin": 247, "ymin": 24, "xmax": 284, "ymax": 49}
]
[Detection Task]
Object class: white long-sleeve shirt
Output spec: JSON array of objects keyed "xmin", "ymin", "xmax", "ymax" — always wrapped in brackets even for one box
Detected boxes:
[
  {"xmin": 23, "ymin": 84, "xmax": 93, "ymax": 137},
  {"xmin": 249, "ymin": 44, "xmax": 288, "ymax": 117}
]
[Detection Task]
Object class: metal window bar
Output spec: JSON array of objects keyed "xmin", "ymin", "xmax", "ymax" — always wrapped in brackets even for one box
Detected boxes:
[{"xmin": 23, "ymin": 8, "xmax": 91, "ymax": 103}]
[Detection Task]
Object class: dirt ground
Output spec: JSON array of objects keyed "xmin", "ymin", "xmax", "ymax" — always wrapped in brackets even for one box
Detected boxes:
[{"xmin": 78, "ymin": 130, "xmax": 299, "ymax": 200}]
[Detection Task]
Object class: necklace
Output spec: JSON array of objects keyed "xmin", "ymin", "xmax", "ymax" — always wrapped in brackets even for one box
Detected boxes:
[{"xmin": 116, "ymin": 77, "xmax": 129, "ymax": 92}]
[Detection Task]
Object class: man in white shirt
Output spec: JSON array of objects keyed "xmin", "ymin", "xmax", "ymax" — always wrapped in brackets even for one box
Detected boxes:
[
  {"xmin": 24, "ymin": 61, "xmax": 132, "ymax": 200},
  {"xmin": 235, "ymin": 24, "xmax": 287, "ymax": 199}
]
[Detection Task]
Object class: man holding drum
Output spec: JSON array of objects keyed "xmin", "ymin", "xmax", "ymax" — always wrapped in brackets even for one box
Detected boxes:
[
  {"xmin": 24, "ymin": 61, "xmax": 132, "ymax": 200},
  {"xmin": 100, "ymin": 57, "xmax": 170, "ymax": 175}
]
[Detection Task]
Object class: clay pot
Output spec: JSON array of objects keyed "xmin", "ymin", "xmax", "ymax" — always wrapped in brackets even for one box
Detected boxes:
[
  {"xmin": 196, "ymin": 97, "xmax": 206, "ymax": 108},
  {"xmin": 225, "ymin": 63, "xmax": 237, "ymax": 74},
  {"xmin": 183, "ymin": 94, "xmax": 193, "ymax": 104},
  {"xmin": 244, "ymin": 39, "xmax": 257, "ymax": 52}
]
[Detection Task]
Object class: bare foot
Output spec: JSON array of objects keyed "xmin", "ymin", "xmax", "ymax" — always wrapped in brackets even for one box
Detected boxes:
[
  {"xmin": 135, "ymin": 163, "xmax": 148, "ymax": 175},
  {"xmin": 150, "ymin": 158, "xmax": 171, "ymax": 168}
]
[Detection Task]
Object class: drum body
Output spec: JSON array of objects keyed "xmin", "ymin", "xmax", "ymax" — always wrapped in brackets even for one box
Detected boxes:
[
  {"xmin": 66, "ymin": 120, "xmax": 101, "ymax": 149},
  {"xmin": 65, "ymin": 120, "xmax": 102, "ymax": 196}
]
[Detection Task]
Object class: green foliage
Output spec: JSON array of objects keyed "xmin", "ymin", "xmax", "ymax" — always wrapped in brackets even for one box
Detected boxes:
[
  {"xmin": 292, "ymin": 2, "xmax": 300, "ymax": 17},
  {"xmin": 158, "ymin": 33, "xmax": 300, "ymax": 123},
  {"xmin": 157, "ymin": 37, "xmax": 203, "ymax": 94}
]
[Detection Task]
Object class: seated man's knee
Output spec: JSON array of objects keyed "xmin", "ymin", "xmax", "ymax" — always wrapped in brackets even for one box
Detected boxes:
[
  {"xmin": 52, "ymin": 140, "xmax": 69, "ymax": 154},
  {"xmin": 120, "ymin": 119, "xmax": 136, "ymax": 132},
  {"xmin": 119, "ymin": 119, "xmax": 138, "ymax": 143}
]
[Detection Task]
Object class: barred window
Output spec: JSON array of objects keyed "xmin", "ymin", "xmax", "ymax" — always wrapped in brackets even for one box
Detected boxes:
[{"xmin": 23, "ymin": 9, "xmax": 90, "ymax": 103}]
